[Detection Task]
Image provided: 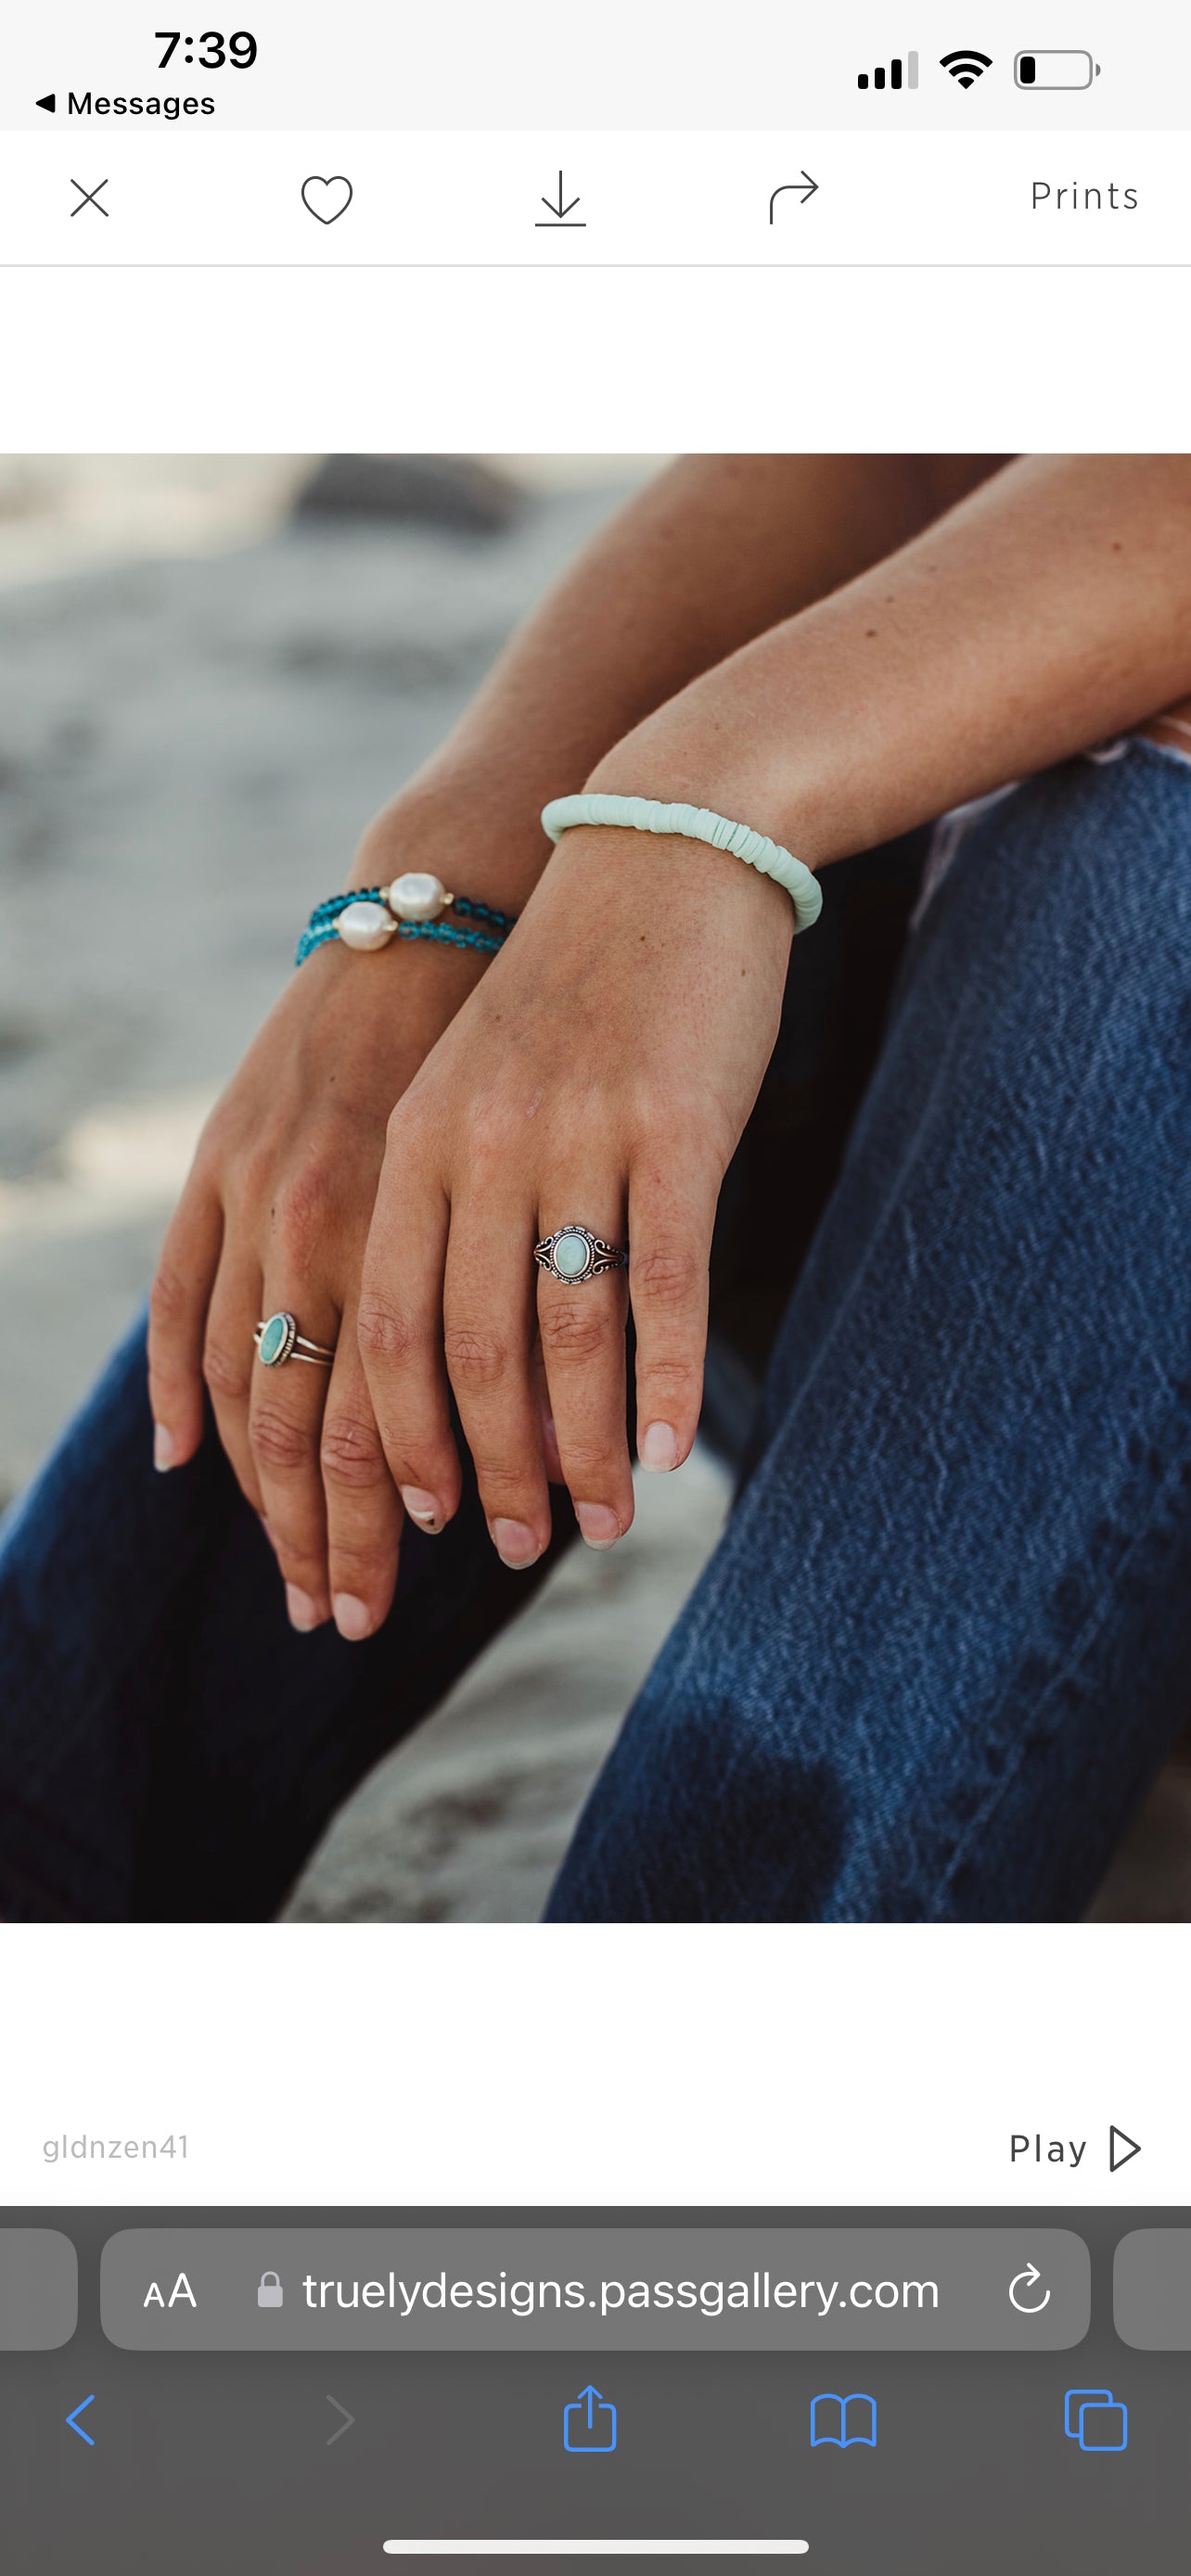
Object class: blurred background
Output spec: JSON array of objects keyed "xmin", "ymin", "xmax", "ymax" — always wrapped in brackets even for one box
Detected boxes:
[{"xmin": 0, "ymin": 453, "xmax": 1185, "ymax": 1920}]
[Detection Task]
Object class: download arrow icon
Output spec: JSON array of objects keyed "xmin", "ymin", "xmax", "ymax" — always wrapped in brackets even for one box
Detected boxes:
[{"xmin": 537, "ymin": 173, "xmax": 585, "ymax": 226}]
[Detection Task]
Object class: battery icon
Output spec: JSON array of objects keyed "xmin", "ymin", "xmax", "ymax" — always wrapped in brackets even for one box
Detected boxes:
[{"xmin": 1015, "ymin": 50, "xmax": 1100, "ymax": 89}]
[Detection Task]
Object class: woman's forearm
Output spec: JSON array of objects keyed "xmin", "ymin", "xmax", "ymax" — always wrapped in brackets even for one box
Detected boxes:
[
  {"xmin": 359, "ymin": 453, "xmax": 1001, "ymax": 897},
  {"xmin": 589, "ymin": 454, "xmax": 1191, "ymax": 866}
]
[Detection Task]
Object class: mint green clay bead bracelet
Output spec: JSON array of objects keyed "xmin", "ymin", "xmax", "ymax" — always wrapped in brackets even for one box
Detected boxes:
[{"xmin": 541, "ymin": 793, "xmax": 823, "ymax": 933}]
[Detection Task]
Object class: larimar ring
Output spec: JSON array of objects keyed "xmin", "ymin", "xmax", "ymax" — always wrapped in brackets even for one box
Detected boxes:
[
  {"xmin": 255, "ymin": 1311, "xmax": 337, "ymax": 1369},
  {"xmin": 533, "ymin": 1226, "xmax": 629, "ymax": 1285}
]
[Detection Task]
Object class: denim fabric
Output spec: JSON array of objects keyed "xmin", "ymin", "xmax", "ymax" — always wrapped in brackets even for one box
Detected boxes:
[
  {"xmin": 0, "ymin": 1326, "xmax": 578, "ymax": 1920},
  {"xmin": 549, "ymin": 742, "xmax": 1191, "ymax": 1919},
  {"xmin": 2, "ymin": 745, "xmax": 1189, "ymax": 1920}
]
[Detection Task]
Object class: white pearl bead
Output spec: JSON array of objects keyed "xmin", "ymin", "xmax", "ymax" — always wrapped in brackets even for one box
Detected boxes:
[
  {"xmin": 337, "ymin": 899, "xmax": 397, "ymax": 952},
  {"xmin": 386, "ymin": 871, "xmax": 447, "ymax": 923}
]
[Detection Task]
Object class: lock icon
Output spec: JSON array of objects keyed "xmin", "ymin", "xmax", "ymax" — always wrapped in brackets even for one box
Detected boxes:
[{"xmin": 257, "ymin": 2271, "xmax": 284, "ymax": 2309}]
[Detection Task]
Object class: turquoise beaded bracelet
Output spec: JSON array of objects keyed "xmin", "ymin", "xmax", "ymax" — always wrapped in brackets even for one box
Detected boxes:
[
  {"xmin": 541, "ymin": 793, "xmax": 823, "ymax": 933},
  {"xmin": 296, "ymin": 872, "xmax": 516, "ymax": 967}
]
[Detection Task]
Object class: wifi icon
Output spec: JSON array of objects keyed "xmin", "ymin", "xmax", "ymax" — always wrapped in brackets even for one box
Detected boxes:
[{"xmin": 941, "ymin": 48, "xmax": 992, "ymax": 87}]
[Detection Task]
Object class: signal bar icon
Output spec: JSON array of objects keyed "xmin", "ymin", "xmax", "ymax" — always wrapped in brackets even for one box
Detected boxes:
[{"xmin": 857, "ymin": 54, "xmax": 918, "ymax": 91}]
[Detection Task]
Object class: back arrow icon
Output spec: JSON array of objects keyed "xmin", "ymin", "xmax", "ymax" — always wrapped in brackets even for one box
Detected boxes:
[
  {"xmin": 66, "ymin": 2394, "xmax": 96, "ymax": 2445},
  {"xmin": 327, "ymin": 2394, "xmax": 354, "ymax": 2445},
  {"xmin": 1009, "ymin": 2264, "xmax": 1051, "ymax": 2315}
]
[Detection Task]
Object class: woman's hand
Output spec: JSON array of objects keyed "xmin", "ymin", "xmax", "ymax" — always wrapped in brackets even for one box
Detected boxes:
[
  {"xmin": 147, "ymin": 834, "xmax": 493, "ymax": 1640},
  {"xmin": 357, "ymin": 827, "xmax": 794, "ymax": 1566}
]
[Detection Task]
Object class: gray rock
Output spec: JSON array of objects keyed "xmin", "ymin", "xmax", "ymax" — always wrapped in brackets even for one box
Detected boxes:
[{"xmin": 294, "ymin": 453, "xmax": 523, "ymax": 533}]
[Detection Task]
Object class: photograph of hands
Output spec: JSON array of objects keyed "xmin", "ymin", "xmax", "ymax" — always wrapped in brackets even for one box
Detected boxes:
[{"xmin": 2, "ymin": 450, "xmax": 1190, "ymax": 1926}]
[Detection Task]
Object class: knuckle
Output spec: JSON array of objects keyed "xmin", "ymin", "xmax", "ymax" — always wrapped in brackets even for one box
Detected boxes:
[
  {"xmin": 639, "ymin": 1351, "xmax": 702, "ymax": 1397},
  {"xmin": 270, "ymin": 1167, "xmax": 337, "ymax": 1259},
  {"xmin": 443, "ymin": 1323, "xmax": 511, "ymax": 1393},
  {"xmin": 554, "ymin": 1434, "xmax": 621, "ymax": 1484},
  {"xmin": 202, "ymin": 1337, "xmax": 251, "ymax": 1407},
  {"xmin": 538, "ymin": 1299, "xmax": 613, "ymax": 1365},
  {"xmin": 632, "ymin": 1243, "xmax": 702, "ymax": 1307},
  {"xmin": 249, "ymin": 1401, "xmax": 314, "ymax": 1476},
  {"xmin": 320, "ymin": 1411, "xmax": 389, "ymax": 1492},
  {"xmin": 357, "ymin": 1294, "xmax": 423, "ymax": 1373},
  {"xmin": 386, "ymin": 1092, "xmax": 433, "ymax": 1159},
  {"xmin": 148, "ymin": 1258, "xmax": 193, "ymax": 1338},
  {"xmin": 327, "ymin": 1534, "xmax": 388, "ymax": 1583},
  {"xmin": 473, "ymin": 1458, "xmax": 537, "ymax": 1504}
]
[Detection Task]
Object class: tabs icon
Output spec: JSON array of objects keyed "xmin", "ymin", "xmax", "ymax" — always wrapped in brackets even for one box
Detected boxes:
[{"xmin": 1064, "ymin": 2390, "xmax": 1128, "ymax": 2453}]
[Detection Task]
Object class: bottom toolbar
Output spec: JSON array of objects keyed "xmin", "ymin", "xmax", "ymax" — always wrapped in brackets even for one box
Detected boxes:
[{"xmin": 5, "ymin": 2205, "xmax": 1191, "ymax": 2574}]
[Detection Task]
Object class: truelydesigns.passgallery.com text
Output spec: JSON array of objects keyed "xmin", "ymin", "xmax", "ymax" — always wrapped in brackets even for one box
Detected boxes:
[{"xmin": 296, "ymin": 2271, "xmax": 941, "ymax": 2319}]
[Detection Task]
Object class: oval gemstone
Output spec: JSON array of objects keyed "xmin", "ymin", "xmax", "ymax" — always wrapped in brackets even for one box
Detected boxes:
[
  {"xmin": 387, "ymin": 871, "xmax": 447, "ymax": 922},
  {"xmin": 338, "ymin": 899, "xmax": 396, "ymax": 951},
  {"xmin": 552, "ymin": 1230, "xmax": 593, "ymax": 1280},
  {"xmin": 258, "ymin": 1312, "xmax": 293, "ymax": 1367}
]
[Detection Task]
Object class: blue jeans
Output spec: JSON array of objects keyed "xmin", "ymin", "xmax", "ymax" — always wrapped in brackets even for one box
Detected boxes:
[{"xmin": 3, "ymin": 744, "xmax": 1189, "ymax": 1919}]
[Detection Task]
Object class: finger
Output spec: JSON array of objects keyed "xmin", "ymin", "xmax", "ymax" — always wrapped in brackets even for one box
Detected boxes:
[
  {"xmin": 147, "ymin": 1177, "xmax": 224, "ymax": 1472},
  {"xmin": 628, "ymin": 1155, "xmax": 716, "ymax": 1475},
  {"xmin": 530, "ymin": 1334, "xmax": 565, "ymax": 1485},
  {"xmin": 202, "ymin": 1254, "xmax": 265, "ymax": 1519},
  {"xmin": 536, "ymin": 1204, "xmax": 634, "ymax": 1549},
  {"xmin": 248, "ymin": 1286, "xmax": 341, "ymax": 1630},
  {"xmin": 358, "ymin": 1143, "xmax": 462, "ymax": 1536},
  {"xmin": 320, "ymin": 1300, "xmax": 404, "ymax": 1642},
  {"xmin": 444, "ymin": 1192, "xmax": 550, "ymax": 1569}
]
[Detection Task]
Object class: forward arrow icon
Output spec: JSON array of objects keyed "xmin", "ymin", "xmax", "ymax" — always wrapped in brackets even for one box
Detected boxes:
[{"xmin": 327, "ymin": 2394, "xmax": 355, "ymax": 2444}]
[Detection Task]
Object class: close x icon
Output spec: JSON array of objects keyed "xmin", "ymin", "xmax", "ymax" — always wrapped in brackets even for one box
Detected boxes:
[{"xmin": 70, "ymin": 178, "xmax": 109, "ymax": 216}]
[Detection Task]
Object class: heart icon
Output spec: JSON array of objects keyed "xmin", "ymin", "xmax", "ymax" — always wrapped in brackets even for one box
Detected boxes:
[{"xmin": 301, "ymin": 175, "xmax": 353, "ymax": 224}]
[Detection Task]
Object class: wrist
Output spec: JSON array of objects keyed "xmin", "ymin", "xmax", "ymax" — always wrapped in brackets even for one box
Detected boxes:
[
  {"xmin": 585, "ymin": 706, "xmax": 835, "ymax": 874},
  {"xmin": 349, "ymin": 772, "xmax": 551, "ymax": 910}
]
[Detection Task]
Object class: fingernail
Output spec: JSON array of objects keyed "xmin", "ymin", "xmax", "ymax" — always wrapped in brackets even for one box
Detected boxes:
[
  {"xmin": 640, "ymin": 1421, "xmax": 680, "ymax": 1473},
  {"xmin": 574, "ymin": 1501, "xmax": 622, "ymax": 1549},
  {"xmin": 491, "ymin": 1517, "xmax": 543, "ymax": 1570},
  {"xmin": 332, "ymin": 1593, "xmax": 373, "ymax": 1642},
  {"xmin": 286, "ymin": 1584, "xmax": 321, "ymax": 1632},
  {"xmin": 400, "ymin": 1486, "xmax": 442, "ymax": 1533},
  {"xmin": 153, "ymin": 1424, "xmax": 175, "ymax": 1473}
]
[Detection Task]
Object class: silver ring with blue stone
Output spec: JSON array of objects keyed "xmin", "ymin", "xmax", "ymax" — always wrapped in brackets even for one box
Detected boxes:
[
  {"xmin": 533, "ymin": 1226, "xmax": 629, "ymax": 1285},
  {"xmin": 254, "ymin": 1310, "xmax": 337, "ymax": 1369}
]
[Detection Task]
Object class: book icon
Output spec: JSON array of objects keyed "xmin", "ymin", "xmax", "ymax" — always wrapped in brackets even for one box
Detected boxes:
[{"xmin": 811, "ymin": 2392, "xmax": 877, "ymax": 2449}]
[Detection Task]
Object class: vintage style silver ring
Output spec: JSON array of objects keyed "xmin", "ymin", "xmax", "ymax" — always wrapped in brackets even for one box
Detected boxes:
[
  {"xmin": 254, "ymin": 1311, "xmax": 337, "ymax": 1369},
  {"xmin": 532, "ymin": 1226, "xmax": 629, "ymax": 1285}
]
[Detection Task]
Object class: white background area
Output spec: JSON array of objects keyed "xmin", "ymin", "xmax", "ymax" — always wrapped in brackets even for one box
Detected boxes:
[
  {"xmin": 5, "ymin": 1926, "xmax": 1178, "ymax": 2205},
  {"xmin": 3, "ymin": 247, "xmax": 1189, "ymax": 2208}
]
